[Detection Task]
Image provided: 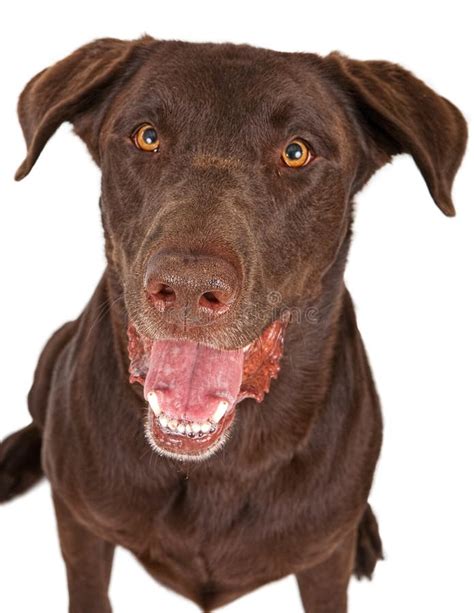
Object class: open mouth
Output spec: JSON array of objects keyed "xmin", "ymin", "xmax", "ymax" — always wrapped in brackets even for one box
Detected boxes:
[{"xmin": 127, "ymin": 318, "xmax": 288, "ymax": 461}]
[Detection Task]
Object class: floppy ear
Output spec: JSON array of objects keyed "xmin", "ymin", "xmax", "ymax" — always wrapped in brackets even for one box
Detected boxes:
[
  {"xmin": 15, "ymin": 36, "xmax": 153, "ymax": 180},
  {"xmin": 323, "ymin": 53, "xmax": 468, "ymax": 216}
]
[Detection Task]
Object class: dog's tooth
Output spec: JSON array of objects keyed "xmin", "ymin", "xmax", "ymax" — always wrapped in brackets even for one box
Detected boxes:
[
  {"xmin": 185, "ymin": 423, "xmax": 193, "ymax": 436},
  {"xmin": 168, "ymin": 418, "xmax": 178, "ymax": 431},
  {"xmin": 201, "ymin": 422, "xmax": 211, "ymax": 434},
  {"xmin": 191, "ymin": 422, "xmax": 201, "ymax": 434},
  {"xmin": 159, "ymin": 414, "xmax": 168, "ymax": 428},
  {"xmin": 147, "ymin": 391, "xmax": 161, "ymax": 416},
  {"xmin": 177, "ymin": 423, "xmax": 186, "ymax": 434},
  {"xmin": 212, "ymin": 400, "xmax": 229, "ymax": 424}
]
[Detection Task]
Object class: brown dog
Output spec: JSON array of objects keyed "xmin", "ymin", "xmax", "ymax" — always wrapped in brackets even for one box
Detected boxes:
[{"xmin": 0, "ymin": 37, "xmax": 467, "ymax": 612}]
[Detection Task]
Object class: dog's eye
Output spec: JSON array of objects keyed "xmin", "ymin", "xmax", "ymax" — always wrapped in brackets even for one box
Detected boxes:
[
  {"xmin": 282, "ymin": 139, "xmax": 312, "ymax": 168},
  {"xmin": 132, "ymin": 124, "xmax": 160, "ymax": 152}
]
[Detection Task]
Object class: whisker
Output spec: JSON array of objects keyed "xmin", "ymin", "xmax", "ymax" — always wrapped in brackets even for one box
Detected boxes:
[{"xmin": 86, "ymin": 292, "xmax": 124, "ymax": 339}]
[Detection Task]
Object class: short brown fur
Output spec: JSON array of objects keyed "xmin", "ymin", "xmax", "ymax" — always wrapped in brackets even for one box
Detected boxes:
[{"xmin": 1, "ymin": 37, "xmax": 467, "ymax": 612}]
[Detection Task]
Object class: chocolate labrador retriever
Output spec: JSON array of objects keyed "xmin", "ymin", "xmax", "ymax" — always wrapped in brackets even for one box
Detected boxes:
[{"xmin": 0, "ymin": 37, "xmax": 467, "ymax": 612}]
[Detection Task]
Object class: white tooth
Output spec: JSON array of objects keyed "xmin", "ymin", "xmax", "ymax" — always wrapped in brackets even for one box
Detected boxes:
[
  {"xmin": 168, "ymin": 419, "xmax": 178, "ymax": 431},
  {"xmin": 212, "ymin": 400, "xmax": 229, "ymax": 423},
  {"xmin": 159, "ymin": 414, "xmax": 168, "ymax": 428},
  {"xmin": 185, "ymin": 423, "xmax": 193, "ymax": 435},
  {"xmin": 192, "ymin": 422, "xmax": 201, "ymax": 434},
  {"xmin": 201, "ymin": 422, "xmax": 211, "ymax": 434},
  {"xmin": 177, "ymin": 423, "xmax": 186, "ymax": 434},
  {"xmin": 244, "ymin": 343, "xmax": 252, "ymax": 351},
  {"xmin": 147, "ymin": 391, "xmax": 161, "ymax": 416}
]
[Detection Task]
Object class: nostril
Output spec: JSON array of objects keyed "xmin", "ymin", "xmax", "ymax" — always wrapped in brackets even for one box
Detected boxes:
[
  {"xmin": 157, "ymin": 284, "xmax": 175, "ymax": 301},
  {"xmin": 202, "ymin": 291, "xmax": 221, "ymax": 305},
  {"xmin": 148, "ymin": 282, "xmax": 177, "ymax": 305},
  {"xmin": 199, "ymin": 290, "xmax": 232, "ymax": 312}
]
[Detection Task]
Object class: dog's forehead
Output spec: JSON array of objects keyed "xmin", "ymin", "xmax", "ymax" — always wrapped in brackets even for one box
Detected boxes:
[
  {"xmin": 147, "ymin": 42, "xmax": 295, "ymax": 91},
  {"xmin": 129, "ymin": 42, "xmax": 332, "ymax": 120}
]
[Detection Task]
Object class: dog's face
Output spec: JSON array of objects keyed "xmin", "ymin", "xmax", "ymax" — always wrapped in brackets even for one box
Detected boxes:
[
  {"xmin": 100, "ymin": 43, "xmax": 357, "ymax": 345},
  {"xmin": 15, "ymin": 38, "xmax": 466, "ymax": 460}
]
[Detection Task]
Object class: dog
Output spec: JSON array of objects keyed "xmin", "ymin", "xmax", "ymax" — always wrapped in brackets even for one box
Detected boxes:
[{"xmin": 0, "ymin": 37, "xmax": 467, "ymax": 612}]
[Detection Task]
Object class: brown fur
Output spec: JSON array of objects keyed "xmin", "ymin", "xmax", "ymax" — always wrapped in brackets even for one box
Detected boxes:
[{"xmin": 0, "ymin": 37, "xmax": 467, "ymax": 612}]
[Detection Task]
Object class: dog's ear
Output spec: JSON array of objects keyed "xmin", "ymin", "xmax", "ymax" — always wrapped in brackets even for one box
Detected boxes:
[
  {"xmin": 323, "ymin": 53, "xmax": 467, "ymax": 216},
  {"xmin": 15, "ymin": 37, "xmax": 153, "ymax": 180}
]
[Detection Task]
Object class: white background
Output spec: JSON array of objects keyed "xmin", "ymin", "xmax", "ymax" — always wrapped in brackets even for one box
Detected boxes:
[{"xmin": 0, "ymin": 1, "xmax": 472, "ymax": 611}]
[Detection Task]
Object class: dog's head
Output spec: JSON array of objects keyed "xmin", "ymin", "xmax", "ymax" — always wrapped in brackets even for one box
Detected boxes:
[{"xmin": 16, "ymin": 37, "xmax": 467, "ymax": 460}]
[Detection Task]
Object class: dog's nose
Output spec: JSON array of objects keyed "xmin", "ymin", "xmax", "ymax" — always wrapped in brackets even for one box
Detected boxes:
[{"xmin": 145, "ymin": 252, "xmax": 239, "ymax": 323}]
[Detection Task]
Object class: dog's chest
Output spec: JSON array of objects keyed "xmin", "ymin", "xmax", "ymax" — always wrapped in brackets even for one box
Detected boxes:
[
  {"xmin": 101, "ymin": 472, "xmax": 328, "ymax": 604},
  {"xmin": 46, "ymin": 420, "xmax": 335, "ymax": 603}
]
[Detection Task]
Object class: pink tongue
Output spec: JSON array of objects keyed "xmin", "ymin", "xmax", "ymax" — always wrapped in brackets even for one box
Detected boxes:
[{"xmin": 144, "ymin": 340, "xmax": 244, "ymax": 422}]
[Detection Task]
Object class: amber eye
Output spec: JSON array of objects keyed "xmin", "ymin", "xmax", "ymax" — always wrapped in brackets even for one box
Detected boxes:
[
  {"xmin": 282, "ymin": 139, "xmax": 312, "ymax": 168},
  {"xmin": 133, "ymin": 124, "xmax": 160, "ymax": 152}
]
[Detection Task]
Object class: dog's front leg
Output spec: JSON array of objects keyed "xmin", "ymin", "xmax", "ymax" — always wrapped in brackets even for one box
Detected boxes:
[
  {"xmin": 295, "ymin": 531, "xmax": 356, "ymax": 613},
  {"xmin": 53, "ymin": 493, "xmax": 115, "ymax": 613}
]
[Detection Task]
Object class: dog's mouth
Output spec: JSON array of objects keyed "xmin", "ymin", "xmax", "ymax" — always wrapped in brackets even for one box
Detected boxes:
[{"xmin": 127, "ymin": 318, "xmax": 288, "ymax": 461}]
